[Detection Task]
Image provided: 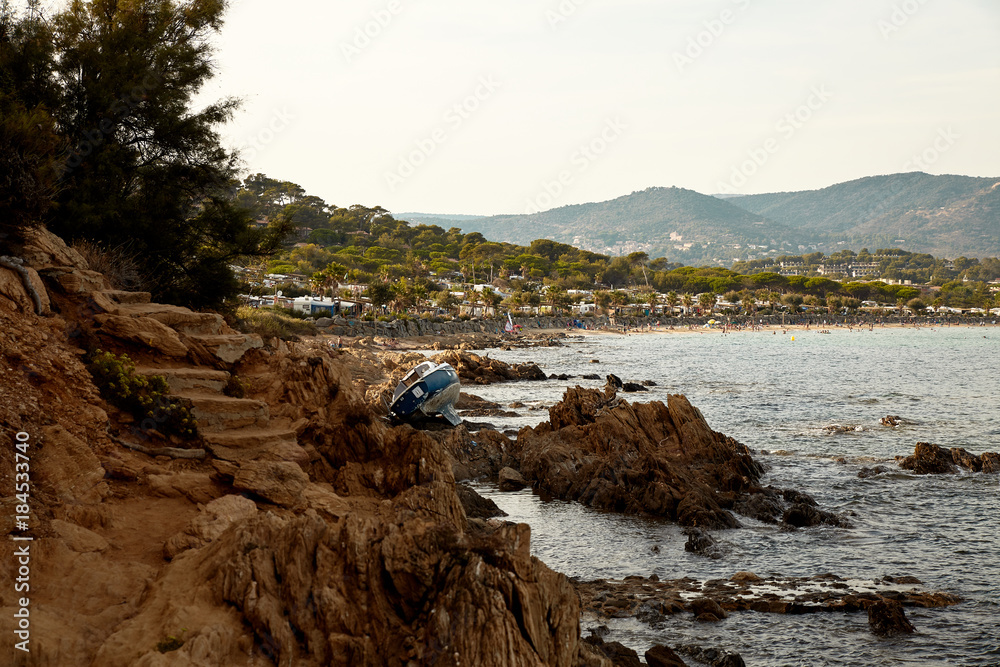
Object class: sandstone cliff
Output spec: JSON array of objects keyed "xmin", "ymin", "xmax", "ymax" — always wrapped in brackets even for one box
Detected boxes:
[{"xmin": 0, "ymin": 229, "xmax": 608, "ymax": 667}]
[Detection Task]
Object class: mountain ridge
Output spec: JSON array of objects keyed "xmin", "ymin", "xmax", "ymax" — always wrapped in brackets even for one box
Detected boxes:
[{"xmin": 396, "ymin": 173, "xmax": 1000, "ymax": 263}]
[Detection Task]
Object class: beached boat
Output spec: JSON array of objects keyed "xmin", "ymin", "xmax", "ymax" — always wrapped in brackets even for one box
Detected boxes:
[{"xmin": 388, "ymin": 361, "xmax": 462, "ymax": 425}]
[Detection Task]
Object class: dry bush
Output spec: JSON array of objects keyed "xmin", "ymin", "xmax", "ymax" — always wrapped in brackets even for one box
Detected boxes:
[{"xmin": 72, "ymin": 240, "xmax": 153, "ymax": 292}]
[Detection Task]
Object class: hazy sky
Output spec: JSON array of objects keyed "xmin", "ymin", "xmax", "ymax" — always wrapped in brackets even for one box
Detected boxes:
[{"xmin": 195, "ymin": 0, "xmax": 1000, "ymax": 215}]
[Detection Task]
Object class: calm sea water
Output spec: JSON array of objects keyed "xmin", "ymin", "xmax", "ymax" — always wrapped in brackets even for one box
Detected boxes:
[{"xmin": 460, "ymin": 325, "xmax": 1000, "ymax": 666}]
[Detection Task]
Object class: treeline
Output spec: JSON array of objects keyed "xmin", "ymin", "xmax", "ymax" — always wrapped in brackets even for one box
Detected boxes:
[
  {"xmin": 1, "ymin": 2, "xmax": 288, "ymax": 310},
  {"xmin": 733, "ymin": 249, "xmax": 1000, "ymax": 284},
  {"xmin": 245, "ymin": 176, "xmax": 999, "ymax": 312}
]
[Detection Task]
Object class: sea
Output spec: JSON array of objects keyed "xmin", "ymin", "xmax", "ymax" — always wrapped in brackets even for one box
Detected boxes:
[{"xmin": 457, "ymin": 325, "xmax": 1000, "ymax": 666}]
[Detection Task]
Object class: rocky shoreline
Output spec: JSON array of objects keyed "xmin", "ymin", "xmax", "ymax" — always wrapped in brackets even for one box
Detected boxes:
[{"xmin": 0, "ymin": 228, "xmax": 978, "ymax": 666}]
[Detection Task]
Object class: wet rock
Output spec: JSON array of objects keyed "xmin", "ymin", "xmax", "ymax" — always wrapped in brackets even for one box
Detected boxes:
[
  {"xmin": 642, "ymin": 380, "xmax": 657, "ymax": 386},
  {"xmin": 684, "ymin": 527, "xmax": 723, "ymax": 559},
  {"xmin": 782, "ymin": 503, "xmax": 822, "ymax": 528},
  {"xmin": 455, "ymin": 392, "xmax": 502, "ymax": 411},
  {"xmin": 455, "ymin": 482, "xmax": 507, "ymax": 518},
  {"xmin": 732, "ymin": 489, "xmax": 785, "ymax": 524},
  {"xmin": 583, "ymin": 631, "xmax": 642, "ymax": 667},
  {"xmin": 823, "ymin": 424, "xmax": 861, "ymax": 434},
  {"xmin": 689, "ymin": 597, "xmax": 728, "ymax": 620},
  {"xmin": 898, "ymin": 442, "xmax": 958, "ymax": 474},
  {"xmin": 868, "ymin": 598, "xmax": 916, "ymax": 636},
  {"xmin": 621, "ymin": 382, "xmax": 648, "ymax": 392},
  {"xmin": 498, "ymin": 466, "xmax": 527, "ymax": 491},
  {"xmin": 675, "ymin": 645, "xmax": 746, "ymax": 667},
  {"xmin": 604, "ymin": 373, "xmax": 623, "ymax": 390},
  {"xmin": 950, "ymin": 447, "xmax": 982, "ymax": 471},
  {"xmin": 645, "ymin": 644, "xmax": 688, "ymax": 667},
  {"xmin": 858, "ymin": 465, "xmax": 889, "ymax": 478},
  {"xmin": 982, "ymin": 452, "xmax": 1000, "ymax": 473},
  {"xmin": 881, "ymin": 415, "xmax": 904, "ymax": 427},
  {"xmin": 635, "ymin": 600, "xmax": 668, "ymax": 625},
  {"xmin": 582, "ymin": 373, "xmax": 601, "ymax": 380}
]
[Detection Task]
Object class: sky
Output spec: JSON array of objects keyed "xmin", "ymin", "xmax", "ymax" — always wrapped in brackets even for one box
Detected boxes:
[{"xmin": 192, "ymin": 0, "xmax": 1000, "ymax": 216}]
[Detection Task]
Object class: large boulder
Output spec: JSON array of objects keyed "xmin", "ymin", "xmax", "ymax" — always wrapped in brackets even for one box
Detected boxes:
[
  {"xmin": 233, "ymin": 461, "xmax": 309, "ymax": 507},
  {"xmin": 646, "ymin": 645, "xmax": 688, "ymax": 667},
  {"xmin": 498, "ymin": 466, "xmax": 527, "ymax": 491},
  {"xmin": 432, "ymin": 350, "xmax": 547, "ymax": 384},
  {"xmin": 94, "ymin": 313, "xmax": 189, "ymax": 357},
  {"xmin": 512, "ymin": 387, "xmax": 764, "ymax": 528},
  {"xmin": 867, "ymin": 599, "xmax": 916, "ymax": 636},
  {"xmin": 898, "ymin": 442, "xmax": 958, "ymax": 474}
]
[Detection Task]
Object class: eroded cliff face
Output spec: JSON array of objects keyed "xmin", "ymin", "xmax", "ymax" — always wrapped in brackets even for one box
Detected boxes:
[{"xmin": 0, "ymin": 228, "xmax": 606, "ymax": 667}]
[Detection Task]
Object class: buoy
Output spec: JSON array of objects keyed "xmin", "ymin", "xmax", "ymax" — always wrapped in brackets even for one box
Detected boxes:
[{"xmin": 791, "ymin": 335, "xmax": 795, "ymax": 341}]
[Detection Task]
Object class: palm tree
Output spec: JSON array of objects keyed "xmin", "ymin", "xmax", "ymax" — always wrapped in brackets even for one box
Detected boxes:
[
  {"xmin": 698, "ymin": 292, "xmax": 717, "ymax": 315},
  {"xmin": 482, "ymin": 287, "xmax": 502, "ymax": 316},
  {"xmin": 546, "ymin": 285, "xmax": 568, "ymax": 315},
  {"xmin": 666, "ymin": 291, "xmax": 679, "ymax": 316},
  {"xmin": 682, "ymin": 293, "xmax": 694, "ymax": 317}
]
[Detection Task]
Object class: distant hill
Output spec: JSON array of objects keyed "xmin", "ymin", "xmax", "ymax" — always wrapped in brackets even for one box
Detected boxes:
[
  {"xmin": 726, "ymin": 173, "xmax": 1000, "ymax": 257},
  {"xmin": 398, "ymin": 174, "xmax": 1000, "ymax": 265},
  {"xmin": 416, "ymin": 187, "xmax": 805, "ymax": 265}
]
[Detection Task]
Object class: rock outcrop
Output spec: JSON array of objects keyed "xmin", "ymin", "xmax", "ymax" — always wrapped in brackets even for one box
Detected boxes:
[
  {"xmin": 510, "ymin": 386, "xmax": 846, "ymax": 530},
  {"xmin": 432, "ymin": 350, "xmax": 548, "ymax": 384},
  {"xmin": 576, "ymin": 572, "xmax": 960, "ymax": 637},
  {"xmin": 898, "ymin": 442, "xmax": 1000, "ymax": 474},
  {"xmin": 867, "ymin": 599, "xmax": 916, "ymax": 636}
]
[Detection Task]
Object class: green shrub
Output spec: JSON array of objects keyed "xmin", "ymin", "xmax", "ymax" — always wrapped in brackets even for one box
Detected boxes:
[
  {"xmin": 223, "ymin": 374, "xmax": 248, "ymax": 399},
  {"xmin": 86, "ymin": 350, "xmax": 197, "ymax": 439},
  {"xmin": 155, "ymin": 629, "xmax": 187, "ymax": 653}
]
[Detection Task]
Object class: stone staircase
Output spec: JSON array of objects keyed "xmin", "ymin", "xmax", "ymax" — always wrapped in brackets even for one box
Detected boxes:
[{"xmin": 94, "ymin": 292, "xmax": 306, "ymax": 467}]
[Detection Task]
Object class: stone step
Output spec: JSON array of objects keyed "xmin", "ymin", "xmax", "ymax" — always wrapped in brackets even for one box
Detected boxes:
[
  {"xmin": 136, "ymin": 366, "xmax": 231, "ymax": 394},
  {"xmin": 185, "ymin": 333, "xmax": 263, "ymax": 364},
  {"xmin": 201, "ymin": 427, "xmax": 306, "ymax": 464},
  {"xmin": 100, "ymin": 289, "xmax": 151, "ymax": 305},
  {"xmin": 115, "ymin": 302, "xmax": 225, "ymax": 336},
  {"xmin": 177, "ymin": 392, "xmax": 269, "ymax": 432}
]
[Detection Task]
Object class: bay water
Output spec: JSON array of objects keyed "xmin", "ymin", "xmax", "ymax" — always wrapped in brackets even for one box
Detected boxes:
[{"xmin": 462, "ymin": 325, "xmax": 1000, "ymax": 666}]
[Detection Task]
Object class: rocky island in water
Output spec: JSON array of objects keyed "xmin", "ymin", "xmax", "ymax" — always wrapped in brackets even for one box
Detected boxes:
[{"xmin": 1, "ymin": 229, "xmax": 989, "ymax": 666}]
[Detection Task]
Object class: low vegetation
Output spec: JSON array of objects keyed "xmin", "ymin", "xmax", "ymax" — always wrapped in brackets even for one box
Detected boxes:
[
  {"xmin": 235, "ymin": 306, "xmax": 317, "ymax": 340},
  {"xmin": 85, "ymin": 350, "xmax": 197, "ymax": 440}
]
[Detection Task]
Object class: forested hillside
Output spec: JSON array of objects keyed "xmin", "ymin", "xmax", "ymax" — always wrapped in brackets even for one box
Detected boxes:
[{"xmin": 727, "ymin": 173, "xmax": 1000, "ymax": 257}]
